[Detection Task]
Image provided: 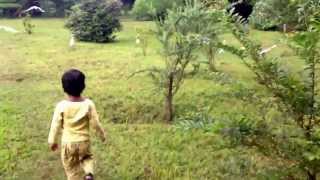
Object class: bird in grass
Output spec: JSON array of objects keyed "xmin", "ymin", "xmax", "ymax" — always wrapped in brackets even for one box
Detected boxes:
[{"xmin": 69, "ymin": 34, "xmax": 76, "ymax": 49}]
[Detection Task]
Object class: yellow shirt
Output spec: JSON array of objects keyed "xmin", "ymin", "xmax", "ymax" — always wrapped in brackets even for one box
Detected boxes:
[{"xmin": 48, "ymin": 99, "xmax": 105, "ymax": 144}]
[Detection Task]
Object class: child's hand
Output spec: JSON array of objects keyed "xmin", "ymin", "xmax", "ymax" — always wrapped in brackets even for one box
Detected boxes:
[{"xmin": 50, "ymin": 143, "xmax": 59, "ymax": 151}]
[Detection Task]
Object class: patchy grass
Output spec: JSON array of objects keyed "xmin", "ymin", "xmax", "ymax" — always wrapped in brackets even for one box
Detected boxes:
[{"xmin": 0, "ymin": 18, "xmax": 300, "ymax": 179}]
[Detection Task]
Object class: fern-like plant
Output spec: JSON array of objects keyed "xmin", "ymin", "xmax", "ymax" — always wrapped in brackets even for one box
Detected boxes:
[{"xmin": 224, "ymin": 5, "xmax": 320, "ymax": 178}]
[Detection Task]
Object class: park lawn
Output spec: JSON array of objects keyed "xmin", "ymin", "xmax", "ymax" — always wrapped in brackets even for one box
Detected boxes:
[{"xmin": 0, "ymin": 18, "xmax": 302, "ymax": 179}]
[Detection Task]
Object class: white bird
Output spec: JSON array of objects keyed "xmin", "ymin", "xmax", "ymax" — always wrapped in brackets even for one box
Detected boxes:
[
  {"xmin": 259, "ymin": 45, "xmax": 277, "ymax": 55},
  {"xmin": 0, "ymin": 25, "xmax": 19, "ymax": 33},
  {"xmin": 69, "ymin": 34, "xmax": 75, "ymax": 49},
  {"xmin": 22, "ymin": 6, "xmax": 45, "ymax": 13},
  {"xmin": 218, "ymin": 48, "xmax": 225, "ymax": 54}
]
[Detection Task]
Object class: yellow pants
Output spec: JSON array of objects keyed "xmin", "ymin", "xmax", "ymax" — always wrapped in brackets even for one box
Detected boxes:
[{"xmin": 61, "ymin": 141, "xmax": 94, "ymax": 180}]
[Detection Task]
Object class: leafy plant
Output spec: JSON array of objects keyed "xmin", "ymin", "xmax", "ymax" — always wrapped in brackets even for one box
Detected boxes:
[
  {"xmin": 200, "ymin": 0, "xmax": 228, "ymax": 9},
  {"xmin": 225, "ymin": 6, "xmax": 320, "ymax": 179},
  {"xmin": 65, "ymin": 0, "xmax": 122, "ymax": 43},
  {"xmin": 132, "ymin": 0, "xmax": 210, "ymax": 121},
  {"xmin": 199, "ymin": 8, "xmax": 225, "ymax": 71},
  {"xmin": 135, "ymin": 28, "xmax": 152, "ymax": 56},
  {"xmin": 175, "ymin": 107, "xmax": 214, "ymax": 131},
  {"xmin": 250, "ymin": 0, "xmax": 302, "ymax": 31}
]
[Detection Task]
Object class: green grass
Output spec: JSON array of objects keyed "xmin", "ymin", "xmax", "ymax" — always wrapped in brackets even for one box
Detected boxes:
[{"xmin": 0, "ymin": 18, "xmax": 302, "ymax": 179}]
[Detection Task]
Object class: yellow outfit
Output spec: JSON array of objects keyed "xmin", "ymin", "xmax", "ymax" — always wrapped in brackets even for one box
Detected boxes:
[{"xmin": 48, "ymin": 99, "xmax": 105, "ymax": 180}]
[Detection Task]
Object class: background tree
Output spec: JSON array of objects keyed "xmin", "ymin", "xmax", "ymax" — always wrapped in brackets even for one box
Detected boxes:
[
  {"xmin": 52, "ymin": 0, "xmax": 64, "ymax": 16},
  {"xmin": 250, "ymin": 0, "xmax": 300, "ymax": 31},
  {"xmin": 0, "ymin": 0, "xmax": 21, "ymax": 17},
  {"xmin": 130, "ymin": 0, "xmax": 185, "ymax": 21}
]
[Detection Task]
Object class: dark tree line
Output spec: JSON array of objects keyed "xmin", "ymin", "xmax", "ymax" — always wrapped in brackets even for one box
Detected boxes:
[{"xmin": 1, "ymin": 0, "xmax": 136, "ymax": 17}]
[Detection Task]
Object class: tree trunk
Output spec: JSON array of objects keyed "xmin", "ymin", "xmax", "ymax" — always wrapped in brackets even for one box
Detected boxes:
[
  {"xmin": 207, "ymin": 47, "xmax": 218, "ymax": 72},
  {"xmin": 164, "ymin": 74, "xmax": 174, "ymax": 122},
  {"xmin": 307, "ymin": 170, "xmax": 317, "ymax": 180},
  {"xmin": 208, "ymin": 58, "xmax": 217, "ymax": 72}
]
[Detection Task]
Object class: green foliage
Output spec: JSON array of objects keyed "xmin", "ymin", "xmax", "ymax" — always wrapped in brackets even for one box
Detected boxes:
[
  {"xmin": 225, "ymin": 6, "xmax": 320, "ymax": 178},
  {"xmin": 0, "ymin": 0, "xmax": 20, "ymax": 9},
  {"xmin": 250, "ymin": 1, "xmax": 281, "ymax": 30},
  {"xmin": 0, "ymin": 0, "xmax": 17, "ymax": 3},
  {"xmin": 297, "ymin": 0, "xmax": 320, "ymax": 29},
  {"xmin": 133, "ymin": 0, "xmax": 212, "ymax": 121},
  {"xmin": 0, "ymin": 3, "xmax": 20, "ymax": 8},
  {"xmin": 200, "ymin": 0, "xmax": 228, "ymax": 9},
  {"xmin": 175, "ymin": 107, "xmax": 214, "ymax": 131},
  {"xmin": 199, "ymin": 9, "xmax": 225, "ymax": 71},
  {"xmin": 251, "ymin": 0, "xmax": 319, "ymax": 31},
  {"xmin": 130, "ymin": 0, "xmax": 185, "ymax": 21},
  {"xmin": 251, "ymin": 0, "xmax": 300, "ymax": 31},
  {"xmin": 65, "ymin": 0, "xmax": 122, "ymax": 43},
  {"xmin": 135, "ymin": 27, "xmax": 152, "ymax": 56},
  {"xmin": 22, "ymin": 14, "xmax": 34, "ymax": 34}
]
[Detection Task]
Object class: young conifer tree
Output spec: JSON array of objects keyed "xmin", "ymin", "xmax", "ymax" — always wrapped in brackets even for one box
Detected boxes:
[{"xmin": 133, "ymin": 0, "xmax": 214, "ymax": 121}]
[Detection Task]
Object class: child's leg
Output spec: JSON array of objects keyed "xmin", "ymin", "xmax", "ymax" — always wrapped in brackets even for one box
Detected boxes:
[
  {"xmin": 61, "ymin": 144, "xmax": 82, "ymax": 180},
  {"xmin": 79, "ymin": 141, "xmax": 94, "ymax": 175}
]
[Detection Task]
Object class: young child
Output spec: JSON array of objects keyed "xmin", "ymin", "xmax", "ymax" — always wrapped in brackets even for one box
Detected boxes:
[{"xmin": 48, "ymin": 69, "xmax": 106, "ymax": 180}]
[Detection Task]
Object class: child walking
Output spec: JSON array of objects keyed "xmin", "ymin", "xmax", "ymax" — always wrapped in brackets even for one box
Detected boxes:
[{"xmin": 48, "ymin": 69, "xmax": 106, "ymax": 180}]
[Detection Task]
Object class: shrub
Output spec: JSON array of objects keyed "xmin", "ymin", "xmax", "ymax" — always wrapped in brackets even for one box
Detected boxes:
[
  {"xmin": 250, "ymin": 0, "xmax": 299, "ymax": 31},
  {"xmin": 250, "ymin": 1, "xmax": 279, "ymax": 30},
  {"xmin": 65, "ymin": 0, "xmax": 122, "ymax": 43},
  {"xmin": 131, "ymin": 0, "xmax": 185, "ymax": 21}
]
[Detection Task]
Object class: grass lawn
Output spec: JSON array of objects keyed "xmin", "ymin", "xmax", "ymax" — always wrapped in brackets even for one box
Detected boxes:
[{"xmin": 0, "ymin": 18, "xmax": 302, "ymax": 179}]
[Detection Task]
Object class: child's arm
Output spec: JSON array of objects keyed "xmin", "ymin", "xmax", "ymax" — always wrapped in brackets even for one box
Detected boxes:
[
  {"xmin": 88, "ymin": 101, "xmax": 106, "ymax": 142},
  {"xmin": 48, "ymin": 103, "xmax": 63, "ymax": 150}
]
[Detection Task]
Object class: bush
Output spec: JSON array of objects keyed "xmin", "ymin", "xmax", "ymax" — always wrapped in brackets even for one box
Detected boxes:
[
  {"xmin": 65, "ymin": 0, "xmax": 122, "ymax": 43},
  {"xmin": 250, "ymin": 0, "xmax": 299, "ymax": 31},
  {"xmin": 131, "ymin": 0, "xmax": 185, "ymax": 21},
  {"xmin": 250, "ymin": 1, "xmax": 279, "ymax": 30}
]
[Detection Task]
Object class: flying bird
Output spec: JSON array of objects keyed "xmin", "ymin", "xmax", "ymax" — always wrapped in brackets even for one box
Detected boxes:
[
  {"xmin": 259, "ymin": 45, "xmax": 277, "ymax": 56},
  {"xmin": 22, "ymin": 6, "xmax": 45, "ymax": 14}
]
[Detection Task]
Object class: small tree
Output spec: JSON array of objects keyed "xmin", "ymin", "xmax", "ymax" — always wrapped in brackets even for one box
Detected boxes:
[
  {"xmin": 133, "ymin": 0, "xmax": 211, "ymax": 121},
  {"xmin": 200, "ymin": 9, "xmax": 225, "ymax": 71},
  {"xmin": 135, "ymin": 28, "xmax": 152, "ymax": 56},
  {"xmin": 22, "ymin": 13, "xmax": 34, "ymax": 34},
  {"xmin": 223, "ymin": 5, "xmax": 320, "ymax": 179},
  {"xmin": 65, "ymin": 0, "xmax": 122, "ymax": 43}
]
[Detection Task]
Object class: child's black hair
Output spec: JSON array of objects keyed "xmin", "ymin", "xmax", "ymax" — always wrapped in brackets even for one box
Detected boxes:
[{"xmin": 61, "ymin": 69, "xmax": 86, "ymax": 97}]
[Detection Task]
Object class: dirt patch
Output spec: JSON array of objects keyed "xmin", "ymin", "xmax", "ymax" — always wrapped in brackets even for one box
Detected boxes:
[{"xmin": 0, "ymin": 73, "xmax": 30, "ymax": 82}]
